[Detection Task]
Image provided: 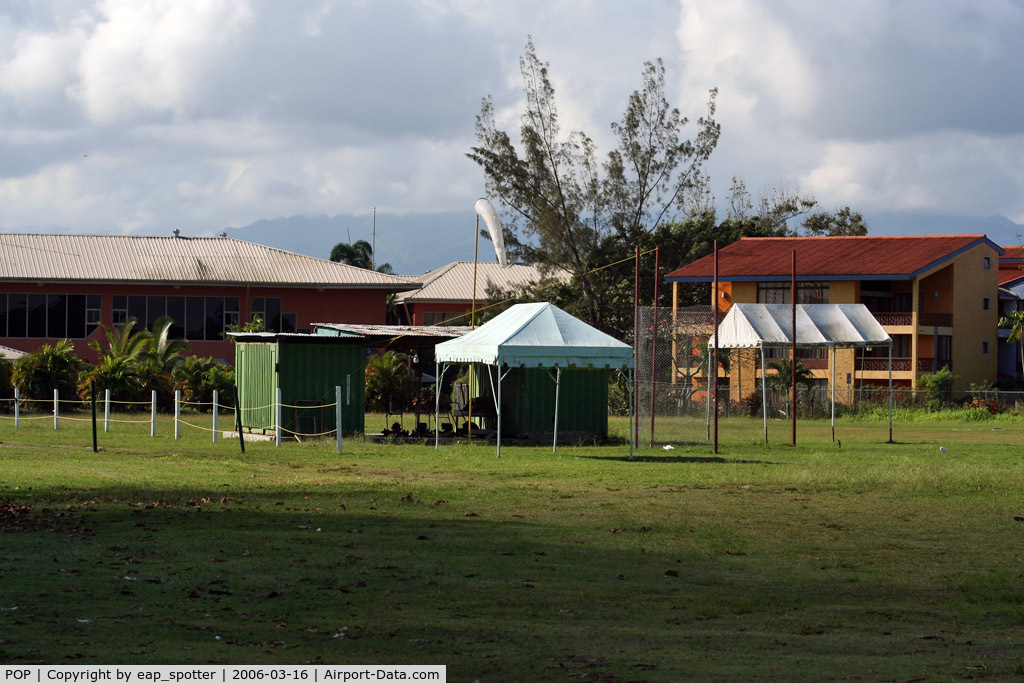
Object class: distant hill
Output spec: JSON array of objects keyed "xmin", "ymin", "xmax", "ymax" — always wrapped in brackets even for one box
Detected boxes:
[
  {"xmin": 222, "ymin": 212, "xmax": 486, "ymax": 276},
  {"xmin": 221, "ymin": 210, "xmax": 1024, "ymax": 276},
  {"xmin": 865, "ymin": 211, "xmax": 1023, "ymax": 247}
]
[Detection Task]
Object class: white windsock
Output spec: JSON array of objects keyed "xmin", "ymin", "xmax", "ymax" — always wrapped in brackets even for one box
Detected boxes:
[{"xmin": 475, "ymin": 197, "xmax": 507, "ymax": 267}]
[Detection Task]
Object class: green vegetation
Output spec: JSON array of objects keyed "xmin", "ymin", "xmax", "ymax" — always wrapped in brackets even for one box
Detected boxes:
[{"xmin": 1, "ymin": 412, "xmax": 1023, "ymax": 679}]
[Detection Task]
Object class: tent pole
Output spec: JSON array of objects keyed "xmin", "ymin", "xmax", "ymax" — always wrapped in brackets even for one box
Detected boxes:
[
  {"xmin": 831, "ymin": 345, "xmax": 836, "ymax": 444},
  {"xmin": 553, "ymin": 366, "xmax": 561, "ymax": 454},
  {"xmin": 761, "ymin": 343, "xmax": 768, "ymax": 444},
  {"xmin": 435, "ymin": 360, "xmax": 441, "ymax": 451},
  {"xmin": 496, "ymin": 366, "xmax": 503, "ymax": 459},
  {"xmin": 888, "ymin": 341, "xmax": 894, "ymax": 443},
  {"xmin": 627, "ymin": 368, "xmax": 634, "ymax": 461},
  {"xmin": 706, "ymin": 345, "xmax": 712, "ymax": 443}
]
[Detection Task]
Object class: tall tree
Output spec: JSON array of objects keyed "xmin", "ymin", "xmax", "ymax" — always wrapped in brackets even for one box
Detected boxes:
[{"xmin": 468, "ymin": 38, "xmax": 720, "ymax": 329}]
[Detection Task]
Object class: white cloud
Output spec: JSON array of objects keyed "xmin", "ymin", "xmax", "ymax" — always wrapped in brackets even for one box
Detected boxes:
[{"xmin": 72, "ymin": 0, "xmax": 254, "ymax": 124}]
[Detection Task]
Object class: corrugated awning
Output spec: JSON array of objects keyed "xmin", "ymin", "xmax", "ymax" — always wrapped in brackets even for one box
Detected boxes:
[{"xmin": 710, "ymin": 303, "xmax": 891, "ymax": 349}]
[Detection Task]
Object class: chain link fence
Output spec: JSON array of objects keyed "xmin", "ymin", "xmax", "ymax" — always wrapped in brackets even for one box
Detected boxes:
[{"xmin": 633, "ymin": 306, "xmax": 1024, "ymax": 448}]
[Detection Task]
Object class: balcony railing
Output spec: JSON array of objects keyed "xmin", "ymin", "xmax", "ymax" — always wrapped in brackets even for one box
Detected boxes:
[
  {"xmin": 855, "ymin": 357, "xmax": 949, "ymax": 372},
  {"xmin": 919, "ymin": 313, "xmax": 952, "ymax": 327},
  {"xmin": 869, "ymin": 311, "xmax": 952, "ymax": 327}
]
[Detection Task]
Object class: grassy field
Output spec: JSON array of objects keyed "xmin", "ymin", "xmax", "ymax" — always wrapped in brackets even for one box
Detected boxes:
[{"xmin": 1, "ymin": 411, "xmax": 1023, "ymax": 680}]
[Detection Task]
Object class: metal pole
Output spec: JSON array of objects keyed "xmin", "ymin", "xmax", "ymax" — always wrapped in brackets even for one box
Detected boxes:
[
  {"xmin": 275, "ymin": 387, "xmax": 282, "ymax": 447},
  {"xmin": 53, "ymin": 388, "xmax": 58, "ymax": 430},
  {"xmin": 791, "ymin": 249, "xmax": 797, "ymax": 446},
  {"xmin": 233, "ymin": 384, "xmax": 246, "ymax": 454},
  {"xmin": 496, "ymin": 366, "xmax": 503, "ymax": 459},
  {"xmin": 174, "ymin": 389, "xmax": 181, "ymax": 440},
  {"xmin": 91, "ymin": 381, "xmax": 97, "ymax": 453},
  {"xmin": 151, "ymin": 390, "xmax": 157, "ymax": 437},
  {"xmin": 212, "ymin": 390, "xmax": 219, "ymax": 443},
  {"xmin": 888, "ymin": 342, "xmax": 894, "ymax": 443},
  {"xmin": 627, "ymin": 368, "xmax": 634, "ymax": 461},
  {"xmin": 552, "ymin": 366, "xmax": 561, "ymax": 454},
  {"xmin": 713, "ymin": 240, "xmax": 719, "ymax": 454},
  {"xmin": 633, "ymin": 244, "xmax": 640, "ymax": 449},
  {"xmin": 14, "ymin": 387, "xmax": 19, "ymax": 428},
  {"xmin": 706, "ymin": 347, "xmax": 712, "ymax": 442},
  {"xmin": 435, "ymin": 361, "xmax": 441, "ymax": 452},
  {"xmin": 831, "ymin": 345, "xmax": 836, "ymax": 443},
  {"xmin": 336, "ymin": 385, "xmax": 343, "ymax": 454},
  {"xmin": 649, "ymin": 246, "xmax": 660, "ymax": 447},
  {"xmin": 104, "ymin": 388, "xmax": 110, "ymax": 432},
  {"xmin": 472, "ymin": 214, "xmax": 479, "ymax": 327},
  {"xmin": 761, "ymin": 343, "xmax": 768, "ymax": 444}
]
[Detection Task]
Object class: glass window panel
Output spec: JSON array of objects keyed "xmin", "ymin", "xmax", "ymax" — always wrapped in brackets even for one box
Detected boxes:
[
  {"xmin": 281, "ymin": 312, "xmax": 296, "ymax": 333},
  {"xmin": 147, "ymin": 296, "xmax": 166, "ymax": 329},
  {"xmin": 166, "ymin": 297, "xmax": 185, "ymax": 339},
  {"xmin": 8, "ymin": 293, "xmax": 27, "ymax": 337},
  {"xmin": 0, "ymin": 293, "xmax": 7, "ymax": 337},
  {"xmin": 67, "ymin": 294, "xmax": 86, "ymax": 339},
  {"xmin": 204, "ymin": 297, "xmax": 224, "ymax": 340},
  {"xmin": 127, "ymin": 295, "xmax": 146, "ymax": 326},
  {"xmin": 47, "ymin": 294, "xmax": 67, "ymax": 338},
  {"xmin": 266, "ymin": 297, "xmax": 281, "ymax": 332},
  {"xmin": 251, "ymin": 297, "xmax": 265, "ymax": 314},
  {"xmin": 225, "ymin": 297, "xmax": 239, "ymax": 312},
  {"xmin": 28, "ymin": 293, "xmax": 47, "ymax": 337},
  {"xmin": 186, "ymin": 297, "xmax": 205, "ymax": 340},
  {"xmin": 87, "ymin": 294, "xmax": 101, "ymax": 310}
]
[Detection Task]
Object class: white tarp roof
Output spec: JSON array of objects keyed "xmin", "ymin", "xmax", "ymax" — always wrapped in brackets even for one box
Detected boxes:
[
  {"xmin": 710, "ymin": 303, "xmax": 891, "ymax": 349},
  {"xmin": 435, "ymin": 302, "xmax": 634, "ymax": 369}
]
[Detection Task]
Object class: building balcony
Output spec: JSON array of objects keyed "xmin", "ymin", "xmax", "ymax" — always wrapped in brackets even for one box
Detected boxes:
[
  {"xmin": 855, "ymin": 357, "xmax": 948, "ymax": 372},
  {"xmin": 869, "ymin": 311, "xmax": 952, "ymax": 327}
]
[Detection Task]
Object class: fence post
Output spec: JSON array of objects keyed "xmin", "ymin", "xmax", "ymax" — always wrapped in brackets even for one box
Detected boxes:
[
  {"xmin": 91, "ymin": 380, "xmax": 98, "ymax": 453},
  {"xmin": 151, "ymin": 390, "xmax": 157, "ymax": 437},
  {"xmin": 174, "ymin": 390, "xmax": 181, "ymax": 439},
  {"xmin": 14, "ymin": 387, "xmax": 19, "ymax": 428},
  {"xmin": 53, "ymin": 388, "xmax": 59, "ymax": 430},
  {"xmin": 212, "ymin": 389, "xmax": 219, "ymax": 443},
  {"xmin": 104, "ymin": 388, "xmax": 111, "ymax": 432},
  {"xmin": 336, "ymin": 385, "xmax": 343, "ymax": 454},
  {"xmin": 275, "ymin": 387, "xmax": 282, "ymax": 447}
]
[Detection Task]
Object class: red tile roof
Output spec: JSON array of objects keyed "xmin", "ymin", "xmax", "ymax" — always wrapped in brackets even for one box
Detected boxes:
[{"xmin": 666, "ymin": 235, "xmax": 1000, "ymax": 282}]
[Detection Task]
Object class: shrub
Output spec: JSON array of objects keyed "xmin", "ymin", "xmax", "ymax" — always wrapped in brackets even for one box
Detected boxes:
[
  {"xmin": 365, "ymin": 351, "xmax": 409, "ymax": 413},
  {"xmin": 917, "ymin": 365, "xmax": 958, "ymax": 407},
  {"xmin": 12, "ymin": 340, "xmax": 82, "ymax": 404},
  {"xmin": 173, "ymin": 356, "xmax": 235, "ymax": 410}
]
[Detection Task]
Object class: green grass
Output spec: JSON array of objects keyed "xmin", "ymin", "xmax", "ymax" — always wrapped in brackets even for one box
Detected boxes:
[{"xmin": 1, "ymin": 411, "xmax": 1024, "ymax": 680}]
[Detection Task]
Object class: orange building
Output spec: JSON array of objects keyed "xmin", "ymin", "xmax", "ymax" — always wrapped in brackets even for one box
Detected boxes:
[{"xmin": 665, "ymin": 235, "xmax": 1003, "ymax": 392}]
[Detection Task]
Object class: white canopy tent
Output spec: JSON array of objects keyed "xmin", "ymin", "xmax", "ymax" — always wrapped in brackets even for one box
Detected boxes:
[
  {"xmin": 434, "ymin": 302, "xmax": 635, "ymax": 458},
  {"xmin": 708, "ymin": 303, "xmax": 894, "ymax": 442}
]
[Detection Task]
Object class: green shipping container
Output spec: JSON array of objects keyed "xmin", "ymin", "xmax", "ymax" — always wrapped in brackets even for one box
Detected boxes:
[
  {"xmin": 235, "ymin": 336, "xmax": 366, "ymax": 436},
  {"xmin": 477, "ymin": 366, "xmax": 609, "ymax": 439}
]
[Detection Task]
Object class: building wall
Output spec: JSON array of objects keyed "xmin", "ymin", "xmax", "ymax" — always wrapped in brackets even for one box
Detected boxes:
[
  {"xmin": 405, "ymin": 302, "xmax": 474, "ymax": 327},
  {"xmin": 948, "ymin": 244, "xmax": 1000, "ymax": 389},
  {"xmin": 0, "ymin": 282, "xmax": 388, "ymax": 364}
]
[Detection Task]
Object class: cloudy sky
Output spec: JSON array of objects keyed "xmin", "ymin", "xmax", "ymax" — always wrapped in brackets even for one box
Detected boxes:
[{"xmin": 1, "ymin": 0, "xmax": 1023, "ymax": 272}]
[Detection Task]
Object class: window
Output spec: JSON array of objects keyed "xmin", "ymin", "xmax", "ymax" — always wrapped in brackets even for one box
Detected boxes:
[
  {"xmin": 983, "ymin": 256, "xmax": 992, "ymax": 270},
  {"xmin": 757, "ymin": 281, "xmax": 829, "ymax": 305},
  {"xmin": 423, "ymin": 311, "xmax": 466, "ymax": 326},
  {"xmin": 0, "ymin": 293, "xmax": 98, "ymax": 339},
  {"xmin": 113, "ymin": 295, "xmax": 127, "ymax": 325},
  {"xmin": 86, "ymin": 295, "xmax": 101, "ymax": 334},
  {"xmin": 983, "ymin": 297, "xmax": 990, "ymax": 311},
  {"xmin": 250, "ymin": 297, "xmax": 290, "ymax": 333},
  {"xmin": 982, "ymin": 340, "xmax": 990, "ymax": 356}
]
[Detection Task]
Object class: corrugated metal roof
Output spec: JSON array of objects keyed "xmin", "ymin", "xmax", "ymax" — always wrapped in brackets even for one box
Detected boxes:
[
  {"xmin": 394, "ymin": 261, "xmax": 564, "ymax": 303},
  {"xmin": 710, "ymin": 303, "xmax": 891, "ymax": 349},
  {"xmin": 666, "ymin": 235, "xmax": 1002, "ymax": 282},
  {"xmin": 0, "ymin": 233, "xmax": 419, "ymax": 290},
  {"xmin": 312, "ymin": 322, "xmax": 471, "ymax": 344}
]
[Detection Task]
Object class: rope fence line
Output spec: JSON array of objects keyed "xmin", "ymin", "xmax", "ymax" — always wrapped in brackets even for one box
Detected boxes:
[{"xmin": 1, "ymin": 386, "xmax": 348, "ymax": 453}]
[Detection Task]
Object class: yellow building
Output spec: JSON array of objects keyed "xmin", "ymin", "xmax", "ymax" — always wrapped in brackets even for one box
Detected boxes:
[{"xmin": 665, "ymin": 235, "xmax": 1002, "ymax": 394}]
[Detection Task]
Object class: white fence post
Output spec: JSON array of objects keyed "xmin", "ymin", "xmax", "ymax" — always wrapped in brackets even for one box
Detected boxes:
[
  {"xmin": 275, "ymin": 387, "xmax": 282, "ymax": 447},
  {"xmin": 53, "ymin": 389, "xmax": 59, "ymax": 430},
  {"xmin": 151, "ymin": 390, "xmax": 157, "ymax": 437},
  {"xmin": 212, "ymin": 390, "xmax": 219, "ymax": 443},
  {"xmin": 174, "ymin": 390, "xmax": 181, "ymax": 439},
  {"xmin": 104, "ymin": 388, "xmax": 111, "ymax": 432},
  {"xmin": 14, "ymin": 387, "xmax": 19, "ymax": 428},
  {"xmin": 336, "ymin": 385, "xmax": 343, "ymax": 454}
]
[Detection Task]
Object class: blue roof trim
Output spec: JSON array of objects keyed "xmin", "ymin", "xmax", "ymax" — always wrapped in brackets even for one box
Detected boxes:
[{"xmin": 665, "ymin": 237, "xmax": 1004, "ymax": 284}]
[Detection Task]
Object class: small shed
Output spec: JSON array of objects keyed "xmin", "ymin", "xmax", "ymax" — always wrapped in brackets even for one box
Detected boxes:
[
  {"xmin": 232, "ymin": 332, "xmax": 366, "ymax": 437},
  {"xmin": 434, "ymin": 302, "xmax": 634, "ymax": 457}
]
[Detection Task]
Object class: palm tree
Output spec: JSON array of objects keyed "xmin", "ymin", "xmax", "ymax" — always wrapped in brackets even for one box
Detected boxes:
[
  {"xmin": 766, "ymin": 357, "xmax": 814, "ymax": 392},
  {"xmin": 89, "ymin": 319, "xmax": 150, "ymax": 362},
  {"xmin": 13, "ymin": 339, "xmax": 82, "ymax": 402},
  {"xmin": 365, "ymin": 351, "xmax": 409, "ymax": 413},
  {"xmin": 999, "ymin": 309, "xmax": 1024, "ymax": 379},
  {"xmin": 329, "ymin": 240, "xmax": 374, "ymax": 269}
]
